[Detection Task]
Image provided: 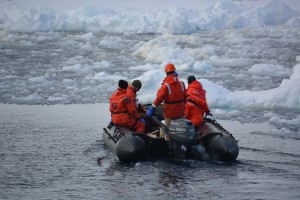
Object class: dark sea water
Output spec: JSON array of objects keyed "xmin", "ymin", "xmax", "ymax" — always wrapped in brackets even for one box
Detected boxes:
[{"xmin": 0, "ymin": 103, "xmax": 299, "ymax": 200}]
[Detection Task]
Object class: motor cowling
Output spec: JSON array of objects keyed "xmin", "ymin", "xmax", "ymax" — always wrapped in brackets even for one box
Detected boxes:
[
  {"xmin": 168, "ymin": 119, "xmax": 196, "ymax": 159},
  {"xmin": 168, "ymin": 119, "xmax": 195, "ymax": 143}
]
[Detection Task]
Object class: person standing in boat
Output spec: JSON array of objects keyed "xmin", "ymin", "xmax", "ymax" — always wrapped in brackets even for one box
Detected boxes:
[
  {"xmin": 146, "ymin": 63, "xmax": 186, "ymax": 139},
  {"xmin": 185, "ymin": 75, "xmax": 214, "ymax": 127},
  {"xmin": 109, "ymin": 80, "xmax": 145, "ymax": 134}
]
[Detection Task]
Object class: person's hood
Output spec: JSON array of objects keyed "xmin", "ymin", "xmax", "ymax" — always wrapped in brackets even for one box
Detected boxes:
[{"xmin": 188, "ymin": 80, "xmax": 204, "ymax": 91}]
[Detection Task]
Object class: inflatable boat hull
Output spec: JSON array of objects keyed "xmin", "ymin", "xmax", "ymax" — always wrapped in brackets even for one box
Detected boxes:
[
  {"xmin": 102, "ymin": 118, "xmax": 239, "ymax": 162},
  {"xmin": 102, "ymin": 125, "xmax": 147, "ymax": 162},
  {"xmin": 196, "ymin": 119, "xmax": 239, "ymax": 161}
]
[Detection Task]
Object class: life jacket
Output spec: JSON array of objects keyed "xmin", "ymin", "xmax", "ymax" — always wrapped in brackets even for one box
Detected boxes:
[
  {"xmin": 163, "ymin": 82, "xmax": 185, "ymax": 105},
  {"xmin": 109, "ymin": 87, "xmax": 145, "ymax": 133},
  {"xmin": 109, "ymin": 88, "xmax": 128, "ymax": 114},
  {"xmin": 153, "ymin": 74, "xmax": 186, "ymax": 119}
]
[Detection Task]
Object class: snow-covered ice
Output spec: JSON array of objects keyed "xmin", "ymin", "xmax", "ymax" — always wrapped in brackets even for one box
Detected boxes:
[{"xmin": 0, "ymin": 0, "xmax": 299, "ymax": 133}]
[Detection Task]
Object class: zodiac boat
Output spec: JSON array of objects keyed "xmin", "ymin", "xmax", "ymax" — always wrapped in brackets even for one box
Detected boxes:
[{"xmin": 102, "ymin": 109, "xmax": 239, "ymax": 162}]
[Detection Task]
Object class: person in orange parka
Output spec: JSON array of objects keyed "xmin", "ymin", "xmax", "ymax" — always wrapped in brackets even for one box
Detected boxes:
[
  {"xmin": 146, "ymin": 63, "xmax": 186, "ymax": 138},
  {"xmin": 127, "ymin": 80, "xmax": 141, "ymax": 102},
  {"xmin": 127, "ymin": 80, "xmax": 146, "ymax": 113},
  {"xmin": 109, "ymin": 80, "xmax": 145, "ymax": 133},
  {"xmin": 185, "ymin": 75, "xmax": 213, "ymax": 127}
]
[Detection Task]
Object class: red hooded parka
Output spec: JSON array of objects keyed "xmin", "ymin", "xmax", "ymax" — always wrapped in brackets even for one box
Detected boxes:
[{"xmin": 185, "ymin": 80, "xmax": 209, "ymax": 126}]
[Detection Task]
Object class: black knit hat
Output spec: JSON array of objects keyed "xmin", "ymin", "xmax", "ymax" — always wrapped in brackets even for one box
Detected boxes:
[
  {"xmin": 118, "ymin": 80, "xmax": 128, "ymax": 89},
  {"xmin": 132, "ymin": 80, "xmax": 142, "ymax": 91},
  {"xmin": 187, "ymin": 76, "xmax": 196, "ymax": 84}
]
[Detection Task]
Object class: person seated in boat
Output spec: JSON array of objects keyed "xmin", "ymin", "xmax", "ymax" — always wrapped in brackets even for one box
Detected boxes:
[
  {"xmin": 128, "ymin": 80, "xmax": 157, "ymax": 137},
  {"xmin": 146, "ymin": 63, "xmax": 186, "ymax": 139},
  {"xmin": 109, "ymin": 80, "xmax": 146, "ymax": 134},
  {"xmin": 127, "ymin": 80, "xmax": 146, "ymax": 113},
  {"xmin": 185, "ymin": 75, "xmax": 214, "ymax": 127}
]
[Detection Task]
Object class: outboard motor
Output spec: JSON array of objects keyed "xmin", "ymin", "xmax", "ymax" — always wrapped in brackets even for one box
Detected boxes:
[{"xmin": 168, "ymin": 119, "xmax": 196, "ymax": 159}]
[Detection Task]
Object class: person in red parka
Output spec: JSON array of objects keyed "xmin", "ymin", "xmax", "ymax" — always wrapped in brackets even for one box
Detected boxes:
[
  {"xmin": 185, "ymin": 75, "xmax": 213, "ymax": 127},
  {"xmin": 127, "ymin": 80, "xmax": 146, "ymax": 113},
  {"xmin": 127, "ymin": 80, "xmax": 141, "ymax": 102},
  {"xmin": 146, "ymin": 63, "xmax": 186, "ymax": 138},
  {"xmin": 109, "ymin": 80, "xmax": 145, "ymax": 133}
]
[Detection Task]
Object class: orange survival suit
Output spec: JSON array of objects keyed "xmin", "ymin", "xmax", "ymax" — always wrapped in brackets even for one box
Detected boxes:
[
  {"xmin": 153, "ymin": 73, "xmax": 186, "ymax": 119},
  {"xmin": 109, "ymin": 87, "xmax": 145, "ymax": 133},
  {"xmin": 185, "ymin": 80, "xmax": 209, "ymax": 126}
]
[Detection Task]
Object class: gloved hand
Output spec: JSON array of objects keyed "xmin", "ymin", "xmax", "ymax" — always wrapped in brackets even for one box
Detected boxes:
[
  {"xmin": 140, "ymin": 118, "xmax": 146, "ymax": 124},
  {"xmin": 146, "ymin": 106, "xmax": 155, "ymax": 118},
  {"xmin": 205, "ymin": 111, "xmax": 215, "ymax": 121}
]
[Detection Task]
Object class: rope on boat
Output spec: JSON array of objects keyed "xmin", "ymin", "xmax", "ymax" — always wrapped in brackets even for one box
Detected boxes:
[{"xmin": 205, "ymin": 118, "xmax": 238, "ymax": 143}]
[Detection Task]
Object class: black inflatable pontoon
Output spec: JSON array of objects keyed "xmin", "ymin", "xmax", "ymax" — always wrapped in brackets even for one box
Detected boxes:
[{"xmin": 102, "ymin": 112, "xmax": 239, "ymax": 162}]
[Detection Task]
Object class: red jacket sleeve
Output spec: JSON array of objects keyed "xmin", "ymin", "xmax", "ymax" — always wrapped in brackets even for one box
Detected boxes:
[{"xmin": 153, "ymin": 84, "xmax": 169, "ymax": 107}]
